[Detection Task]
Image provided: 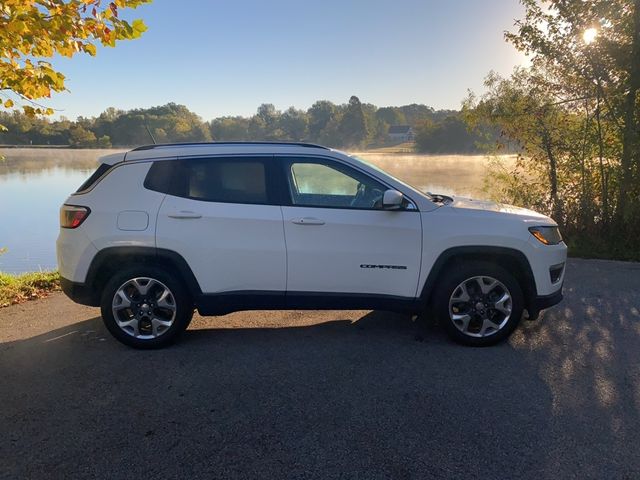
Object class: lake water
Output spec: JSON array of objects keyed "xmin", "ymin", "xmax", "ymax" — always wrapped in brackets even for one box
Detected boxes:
[{"xmin": 0, "ymin": 148, "xmax": 507, "ymax": 274}]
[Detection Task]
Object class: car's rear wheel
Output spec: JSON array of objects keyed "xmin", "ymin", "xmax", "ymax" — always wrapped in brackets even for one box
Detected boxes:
[
  {"xmin": 433, "ymin": 261, "xmax": 523, "ymax": 346},
  {"xmin": 100, "ymin": 266, "xmax": 193, "ymax": 349}
]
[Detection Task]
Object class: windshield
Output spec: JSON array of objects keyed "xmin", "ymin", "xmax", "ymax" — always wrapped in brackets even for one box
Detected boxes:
[{"xmin": 348, "ymin": 154, "xmax": 434, "ymax": 200}]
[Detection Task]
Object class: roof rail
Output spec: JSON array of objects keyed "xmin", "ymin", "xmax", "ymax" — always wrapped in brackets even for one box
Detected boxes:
[{"xmin": 130, "ymin": 141, "xmax": 330, "ymax": 152}]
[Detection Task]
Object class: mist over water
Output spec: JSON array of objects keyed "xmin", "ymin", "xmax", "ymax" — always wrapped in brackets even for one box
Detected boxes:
[
  {"xmin": 355, "ymin": 152, "xmax": 508, "ymax": 197},
  {"xmin": 0, "ymin": 148, "xmax": 509, "ymax": 274}
]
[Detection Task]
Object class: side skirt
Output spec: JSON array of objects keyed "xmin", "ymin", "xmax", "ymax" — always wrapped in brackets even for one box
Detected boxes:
[{"xmin": 195, "ymin": 291, "xmax": 418, "ymax": 316}]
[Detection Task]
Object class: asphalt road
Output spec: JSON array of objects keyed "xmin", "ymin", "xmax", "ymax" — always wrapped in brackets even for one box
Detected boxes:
[{"xmin": 1, "ymin": 258, "xmax": 640, "ymax": 479}]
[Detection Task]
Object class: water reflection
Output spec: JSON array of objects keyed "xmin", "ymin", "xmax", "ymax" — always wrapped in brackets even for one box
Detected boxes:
[{"xmin": 0, "ymin": 148, "xmax": 121, "ymax": 274}]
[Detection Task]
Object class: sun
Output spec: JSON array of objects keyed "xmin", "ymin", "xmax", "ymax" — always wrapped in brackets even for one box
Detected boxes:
[{"xmin": 583, "ymin": 27, "xmax": 598, "ymax": 45}]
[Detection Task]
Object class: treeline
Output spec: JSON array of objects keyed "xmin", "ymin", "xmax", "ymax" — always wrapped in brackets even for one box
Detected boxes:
[{"xmin": 0, "ymin": 96, "xmax": 487, "ymax": 152}]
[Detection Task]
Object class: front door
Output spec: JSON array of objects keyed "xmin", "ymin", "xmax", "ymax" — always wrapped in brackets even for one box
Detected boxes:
[{"xmin": 279, "ymin": 157, "xmax": 422, "ymax": 298}]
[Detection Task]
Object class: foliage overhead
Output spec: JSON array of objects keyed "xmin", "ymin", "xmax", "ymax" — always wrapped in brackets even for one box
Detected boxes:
[{"xmin": 0, "ymin": 0, "xmax": 150, "ymax": 122}]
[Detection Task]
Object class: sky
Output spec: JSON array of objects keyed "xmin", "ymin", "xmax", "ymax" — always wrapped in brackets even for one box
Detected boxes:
[{"xmin": 48, "ymin": 0, "xmax": 527, "ymax": 121}]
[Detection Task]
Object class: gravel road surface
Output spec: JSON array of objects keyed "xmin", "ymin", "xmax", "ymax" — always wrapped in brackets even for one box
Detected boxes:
[{"xmin": 1, "ymin": 258, "xmax": 639, "ymax": 479}]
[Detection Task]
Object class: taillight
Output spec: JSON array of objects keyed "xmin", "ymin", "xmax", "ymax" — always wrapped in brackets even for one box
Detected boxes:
[{"xmin": 60, "ymin": 205, "xmax": 91, "ymax": 229}]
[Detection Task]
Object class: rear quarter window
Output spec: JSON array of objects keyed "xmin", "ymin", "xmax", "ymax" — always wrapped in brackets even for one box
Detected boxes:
[
  {"xmin": 75, "ymin": 163, "xmax": 112, "ymax": 193},
  {"xmin": 144, "ymin": 160, "xmax": 178, "ymax": 195}
]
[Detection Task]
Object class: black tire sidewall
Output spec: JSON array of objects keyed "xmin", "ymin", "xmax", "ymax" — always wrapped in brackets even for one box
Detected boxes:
[
  {"xmin": 100, "ymin": 266, "xmax": 193, "ymax": 349},
  {"xmin": 434, "ymin": 261, "xmax": 524, "ymax": 347}
]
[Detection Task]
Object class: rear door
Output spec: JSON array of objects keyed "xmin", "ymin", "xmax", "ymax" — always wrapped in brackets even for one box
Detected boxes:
[
  {"xmin": 279, "ymin": 156, "xmax": 423, "ymax": 298},
  {"xmin": 153, "ymin": 156, "xmax": 286, "ymax": 294}
]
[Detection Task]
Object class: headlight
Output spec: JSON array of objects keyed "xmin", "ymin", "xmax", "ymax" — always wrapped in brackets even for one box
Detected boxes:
[{"xmin": 529, "ymin": 226, "xmax": 563, "ymax": 245}]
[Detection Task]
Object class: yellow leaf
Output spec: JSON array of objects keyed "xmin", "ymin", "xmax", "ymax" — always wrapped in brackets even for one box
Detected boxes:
[
  {"xmin": 3, "ymin": 99, "xmax": 14, "ymax": 108},
  {"xmin": 131, "ymin": 19, "xmax": 147, "ymax": 35}
]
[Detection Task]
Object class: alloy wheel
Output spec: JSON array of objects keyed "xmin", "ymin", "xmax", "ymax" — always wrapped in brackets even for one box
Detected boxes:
[
  {"xmin": 448, "ymin": 275, "xmax": 512, "ymax": 338},
  {"xmin": 111, "ymin": 277, "xmax": 177, "ymax": 339}
]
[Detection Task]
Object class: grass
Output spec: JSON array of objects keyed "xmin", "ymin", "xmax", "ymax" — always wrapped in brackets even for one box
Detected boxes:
[
  {"xmin": 0, "ymin": 271, "xmax": 60, "ymax": 307},
  {"xmin": 564, "ymin": 235, "xmax": 640, "ymax": 263}
]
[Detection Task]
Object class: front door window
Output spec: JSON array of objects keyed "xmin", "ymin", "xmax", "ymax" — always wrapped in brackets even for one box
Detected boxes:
[{"xmin": 287, "ymin": 161, "xmax": 386, "ymax": 209}]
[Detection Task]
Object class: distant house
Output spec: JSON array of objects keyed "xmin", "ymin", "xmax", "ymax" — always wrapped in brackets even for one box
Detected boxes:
[{"xmin": 387, "ymin": 125, "xmax": 414, "ymax": 142}]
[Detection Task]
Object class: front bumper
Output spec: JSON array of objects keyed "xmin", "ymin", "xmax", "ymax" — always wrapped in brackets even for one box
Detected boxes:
[
  {"xmin": 60, "ymin": 277, "xmax": 99, "ymax": 306},
  {"xmin": 526, "ymin": 287, "xmax": 563, "ymax": 320}
]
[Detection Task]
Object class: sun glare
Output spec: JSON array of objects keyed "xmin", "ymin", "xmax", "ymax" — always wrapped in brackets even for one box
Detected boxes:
[{"xmin": 583, "ymin": 27, "xmax": 598, "ymax": 45}]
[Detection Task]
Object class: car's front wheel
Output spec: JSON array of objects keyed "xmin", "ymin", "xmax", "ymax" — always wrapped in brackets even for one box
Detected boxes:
[
  {"xmin": 100, "ymin": 266, "xmax": 193, "ymax": 348},
  {"xmin": 433, "ymin": 261, "xmax": 524, "ymax": 346}
]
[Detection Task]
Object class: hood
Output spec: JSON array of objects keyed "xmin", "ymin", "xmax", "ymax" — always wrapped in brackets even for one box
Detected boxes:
[{"xmin": 446, "ymin": 196, "xmax": 555, "ymax": 224}]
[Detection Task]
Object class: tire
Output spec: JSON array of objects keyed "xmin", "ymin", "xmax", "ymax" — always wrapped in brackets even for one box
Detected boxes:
[
  {"xmin": 432, "ymin": 261, "xmax": 524, "ymax": 347},
  {"xmin": 100, "ymin": 265, "xmax": 194, "ymax": 349}
]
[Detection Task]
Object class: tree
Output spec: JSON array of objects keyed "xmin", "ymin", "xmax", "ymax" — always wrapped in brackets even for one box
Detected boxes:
[
  {"xmin": 96, "ymin": 103, "xmax": 211, "ymax": 145},
  {"xmin": 399, "ymin": 104, "xmax": 435, "ymax": 125},
  {"xmin": 97, "ymin": 134, "xmax": 112, "ymax": 148},
  {"xmin": 375, "ymin": 107, "xmax": 406, "ymax": 127},
  {"xmin": 415, "ymin": 115, "xmax": 483, "ymax": 154},
  {"xmin": 339, "ymin": 95, "xmax": 369, "ymax": 147},
  {"xmin": 279, "ymin": 107, "xmax": 308, "ymax": 141},
  {"xmin": 464, "ymin": 0, "xmax": 640, "ymax": 259},
  {"xmin": 0, "ymin": 0, "xmax": 150, "ymax": 124},
  {"xmin": 210, "ymin": 116, "xmax": 250, "ymax": 141},
  {"xmin": 503, "ymin": 0, "xmax": 640, "ymax": 236},
  {"xmin": 307, "ymin": 100, "xmax": 336, "ymax": 141},
  {"xmin": 68, "ymin": 125, "xmax": 97, "ymax": 147},
  {"xmin": 464, "ymin": 70, "xmax": 572, "ymax": 222}
]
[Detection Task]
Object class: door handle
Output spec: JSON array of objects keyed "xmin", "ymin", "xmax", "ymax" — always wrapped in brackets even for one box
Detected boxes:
[
  {"xmin": 168, "ymin": 210, "xmax": 202, "ymax": 219},
  {"xmin": 291, "ymin": 217, "xmax": 325, "ymax": 225}
]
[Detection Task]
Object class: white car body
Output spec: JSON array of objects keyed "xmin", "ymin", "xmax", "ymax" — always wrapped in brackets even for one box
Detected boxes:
[{"xmin": 57, "ymin": 142, "xmax": 566, "ymax": 346}]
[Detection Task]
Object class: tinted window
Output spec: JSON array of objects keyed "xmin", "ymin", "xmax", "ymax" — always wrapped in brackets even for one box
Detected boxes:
[
  {"xmin": 144, "ymin": 160, "xmax": 175, "ymax": 193},
  {"xmin": 287, "ymin": 160, "xmax": 386, "ymax": 209},
  {"xmin": 75, "ymin": 163, "xmax": 111, "ymax": 193},
  {"xmin": 187, "ymin": 160, "xmax": 267, "ymax": 203},
  {"xmin": 145, "ymin": 158, "xmax": 270, "ymax": 205}
]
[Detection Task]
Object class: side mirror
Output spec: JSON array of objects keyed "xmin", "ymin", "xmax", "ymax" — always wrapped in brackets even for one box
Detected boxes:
[{"xmin": 382, "ymin": 189, "xmax": 404, "ymax": 210}]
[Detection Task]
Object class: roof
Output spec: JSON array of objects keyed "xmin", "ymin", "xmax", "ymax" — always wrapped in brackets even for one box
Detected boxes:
[
  {"xmin": 130, "ymin": 141, "xmax": 328, "ymax": 152},
  {"xmin": 115, "ymin": 141, "xmax": 331, "ymax": 163},
  {"xmin": 388, "ymin": 125, "xmax": 412, "ymax": 134}
]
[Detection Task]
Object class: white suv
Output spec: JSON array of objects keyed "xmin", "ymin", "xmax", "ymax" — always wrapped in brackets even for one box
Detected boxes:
[{"xmin": 57, "ymin": 142, "xmax": 566, "ymax": 348}]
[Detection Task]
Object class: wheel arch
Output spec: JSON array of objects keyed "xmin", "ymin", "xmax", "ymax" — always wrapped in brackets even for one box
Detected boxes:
[
  {"xmin": 84, "ymin": 247, "xmax": 202, "ymax": 306},
  {"xmin": 419, "ymin": 246, "xmax": 537, "ymax": 311}
]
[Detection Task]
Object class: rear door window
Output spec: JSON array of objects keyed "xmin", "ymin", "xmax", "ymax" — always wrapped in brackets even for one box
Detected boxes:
[{"xmin": 145, "ymin": 157, "xmax": 276, "ymax": 205}]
